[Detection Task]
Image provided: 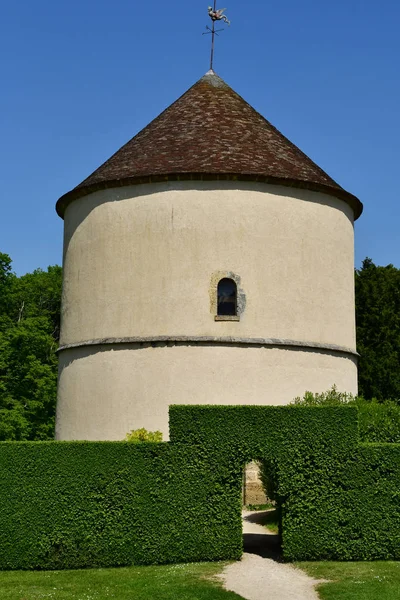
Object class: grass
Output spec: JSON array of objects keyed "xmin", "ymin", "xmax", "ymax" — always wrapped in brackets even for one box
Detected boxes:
[
  {"xmin": 256, "ymin": 507, "xmax": 279, "ymax": 534},
  {"xmin": 249, "ymin": 505, "xmax": 400, "ymax": 599},
  {"xmin": 2, "ymin": 546, "xmax": 400, "ymax": 600},
  {"xmin": 297, "ymin": 561, "xmax": 400, "ymax": 600},
  {"xmin": 244, "ymin": 502, "xmax": 274, "ymax": 511},
  {"xmin": 0, "ymin": 562, "xmax": 245, "ymax": 600}
]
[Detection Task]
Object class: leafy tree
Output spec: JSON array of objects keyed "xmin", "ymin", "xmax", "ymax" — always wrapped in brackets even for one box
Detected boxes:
[
  {"xmin": 0, "ymin": 253, "xmax": 16, "ymax": 329},
  {"xmin": 355, "ymin": 258, "xmax": 400, "ymax": 400},
  {"xmin": 0, "ymin": 253, "xmax": 13, "ymax": 290},
  {"xmin": 0, "ymin": 256, "xmax": 62, "ymax": 440}
]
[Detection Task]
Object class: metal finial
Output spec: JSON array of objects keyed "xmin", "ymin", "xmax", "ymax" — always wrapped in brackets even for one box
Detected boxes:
[{"xmin": 203, "ymin": 2, "xmax": 230, "ymax": 71}]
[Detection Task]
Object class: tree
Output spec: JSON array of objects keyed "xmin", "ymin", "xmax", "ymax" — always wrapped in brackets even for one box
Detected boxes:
[
  {"xmin": 0, "ymin": 253, "xmax": 15, "ymax": 328},
  {"xmin": 355, "ymin": 258, "xmax": 400, "ymax": 401},
  {"xmin": 0, "ymin": 256, "xmax": 62, "ymax": 440}
]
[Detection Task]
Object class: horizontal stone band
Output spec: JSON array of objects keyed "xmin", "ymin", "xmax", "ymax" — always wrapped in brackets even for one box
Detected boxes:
[{"xmin": 57, "ymin": 336, "xmax": 358, "ymax": 358}]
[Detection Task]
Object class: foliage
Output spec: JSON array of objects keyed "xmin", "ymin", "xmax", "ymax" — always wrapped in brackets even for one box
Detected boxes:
[
  {"xmin": 357, "ymin": 400, "xmax": 400, "ymax": 443},
  {"xmin": 0, "ymin": 562, "xmax": 243, "ymax": 600},
  {"xmin": 0, "ymin": 440, "xmax": 242, "ymax": 570},
  {"xmin": 125, "ymin": 428, "xmax": 163, "ymax": 443},
  {"xmin": 292, "ymin": 386, "xmax": 400, "ymax": 443},
  {"xmin": 0, "ymin": 253, "xmax": 15, "ymax": 319},
  {"xmin": 245, "ymin": 503, "xmax": 274, "ymax": 511},
  {"xmin": 292, "ymin": 385, "xmax": 355, "ymax": 406},
  {"xmin": 355, "ymin": 258, "xmax": 400, "ymax": 401},
  {"xmin": 0, "ymin": 405, "xmax": 399, "ymax": 568},
  {"xmin": 261, "ymin": 508, "xmax": 279, "ymax": 534},
  {"xmin": 344, "ymin": 444, "xmax": 400, "ymax": 560},
  {"xmin": 259, "ymin": 459, "xmax": 278, "ymax": 503},
  {"xmin": 170, "ymin": 404, "xmax": 400, "ymax": 561},
  {"xmin": 0, "ymin": 254, "xmax": 61, "ymax": 440}
]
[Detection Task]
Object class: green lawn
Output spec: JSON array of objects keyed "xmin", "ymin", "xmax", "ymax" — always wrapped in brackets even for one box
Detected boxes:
[
  {"xmin": 0, "ymin": 562, "xmax": 244, "ymax": 600},
  {"xmin": 297, "ymin": 561, "xmax": 400, "ymax": 600},
  {"xmin": 245, "ymin": 503, "xmax": 274, "ymax": 511},
  {"xmin": 2, "ymin": 556, "xmax": 400, "ymax": 600},
  {"xmin": 259, "ymin": 507, "xmax": 279, "ymax": 534}
]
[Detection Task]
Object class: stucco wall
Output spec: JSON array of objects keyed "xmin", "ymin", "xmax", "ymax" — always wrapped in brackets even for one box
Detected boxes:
[
  {"xmin": 57, "ymin": 180, "xmax": 357, "ymax": 441},
  {"xmin": 56, "ymin": 343, "xmax": 357, "ymax": 440},
  {"xmin": 60, "ymin": 181, "xmax": 356, "ymax": 350}
]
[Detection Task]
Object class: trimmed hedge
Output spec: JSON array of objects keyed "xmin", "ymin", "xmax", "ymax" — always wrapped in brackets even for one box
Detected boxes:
[
  {"xmin": 0, "ymin": 405, "xmax": 399, "ymax": 568},
  {"xmin": 0, "ymin": 441, "xmax": 242, "ymax": 570},
  {"xmin": 358, "ymin": 401, "xmax": 400, "ymax": 443},
  {"xmin": 170, "ymin": 405, "xmax": 400, "ymax": 561},
  {"xmin": 291, "ymin": 388, "xmax": 400, "ymax": 443},
  {"xmin": 342, "ymin": 444, "xmax": 400, "ymax": 560},
  {"xmin": 169, "ymin": 405, "xmax": 359, "ymax": 458}
]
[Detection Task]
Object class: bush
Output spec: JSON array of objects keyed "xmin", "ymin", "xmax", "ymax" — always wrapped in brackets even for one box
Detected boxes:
[
  {"xmin": 292, "ymin": 386, "xmax": 400, "ymax": 443},
  {"xmin": 125, "ymin": 428, "xmax": 163, "ymax": 443},
  {"xmin": 292, "ymin": 385, "xmax": 354, "ymax": 406}
]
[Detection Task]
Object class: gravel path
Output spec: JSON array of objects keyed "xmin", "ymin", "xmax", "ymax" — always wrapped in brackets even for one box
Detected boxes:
[{"xmin": 219, "ymin": 510, "xmax": 324, "ymax": 600}]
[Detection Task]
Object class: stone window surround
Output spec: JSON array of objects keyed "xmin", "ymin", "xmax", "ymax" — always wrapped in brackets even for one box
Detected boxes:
[{"xmin": 210, "ymin": 271, "xmax": 246, "ymax": 322}]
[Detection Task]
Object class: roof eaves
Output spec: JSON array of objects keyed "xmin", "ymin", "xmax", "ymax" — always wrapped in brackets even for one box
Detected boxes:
[{"xmin": 56, "ymin": 172, "xmax": 363, "ymax": 219}]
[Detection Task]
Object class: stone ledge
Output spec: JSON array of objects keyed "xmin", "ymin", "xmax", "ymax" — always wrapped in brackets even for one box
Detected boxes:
[
  {"xmin": 214, "ymin": 316, "xmax": 240, "ymax": 322},
  {"xmin": 57, "ymin": 336, "xmax": 359, "ymax": 358}
]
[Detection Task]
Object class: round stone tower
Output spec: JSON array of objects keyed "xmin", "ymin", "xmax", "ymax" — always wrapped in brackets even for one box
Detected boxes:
[{"xmin": 55, "ymin": 70, "xmax": 363, "ymax": 440}]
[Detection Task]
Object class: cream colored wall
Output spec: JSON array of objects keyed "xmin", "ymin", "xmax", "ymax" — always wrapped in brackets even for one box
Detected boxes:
[
  {"xmin": 56, "ymin": 344, "xmax": 358, "ymax": 441},
  {"xmin": 60, "ymin": 181, "xmax": 356, "ymax": 351}
]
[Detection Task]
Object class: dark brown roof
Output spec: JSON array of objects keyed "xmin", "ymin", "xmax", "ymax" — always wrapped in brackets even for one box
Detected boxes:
[{"xmin": 56, "ymin": 70, "xmax": 362, "ymax": 219}]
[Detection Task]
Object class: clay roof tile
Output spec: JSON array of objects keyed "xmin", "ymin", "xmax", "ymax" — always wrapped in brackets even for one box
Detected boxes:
[{"xmin": 56, "ymin": 70, "xmax": 362, "ymax": 219}]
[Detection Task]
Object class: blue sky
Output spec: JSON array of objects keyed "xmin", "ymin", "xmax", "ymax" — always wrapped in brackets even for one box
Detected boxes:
[{"xmin": 1, "ymin": 0, "xmax": 399, "ymax": 275}]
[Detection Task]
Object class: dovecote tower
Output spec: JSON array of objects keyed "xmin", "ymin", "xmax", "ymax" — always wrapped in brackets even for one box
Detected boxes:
[{"xmin": 55, "ymin": 71, "xmax": 362, "ymax": 440}]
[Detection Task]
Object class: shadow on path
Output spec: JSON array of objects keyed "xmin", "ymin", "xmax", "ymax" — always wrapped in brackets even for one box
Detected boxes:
[
  {"xmin": 242, "ymin": 509, "xmax": 283, "ymax": 561},
  {"xmin": 221, "ymin": 510, "xmax": 322, "ymax": 600},
  {"xmin": 243, "ymin": 532, "xmax": 282, "ymax": 560}
]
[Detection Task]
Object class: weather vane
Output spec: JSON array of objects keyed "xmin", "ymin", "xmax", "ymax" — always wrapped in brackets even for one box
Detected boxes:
[{"xmin": 203, "ymin": 2, "xmax": 230, "ymax": 71}]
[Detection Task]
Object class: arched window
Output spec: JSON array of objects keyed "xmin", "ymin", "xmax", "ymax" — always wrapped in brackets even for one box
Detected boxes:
[{"xmin": 217, "ymin": 278, "xmax": 237, "ymax": 316}]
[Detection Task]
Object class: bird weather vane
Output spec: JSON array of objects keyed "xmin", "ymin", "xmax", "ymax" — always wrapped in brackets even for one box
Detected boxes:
[{"xmin": 203, "ymin": 2, "xmax": 230, "ymax": 71}]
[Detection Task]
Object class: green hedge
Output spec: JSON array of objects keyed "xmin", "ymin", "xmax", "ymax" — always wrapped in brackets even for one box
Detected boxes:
[
  {"xmin": 170, "ymin": 405, "xmax": 400, "ymax": 561},
  {"xmin": 278, "ymin": 440, "xmax": 400, "ymax": 560},
  {"xmin": 358, "ymin": 401, "xmax": 400, "ymax": 443},
  {"xmin": 169, "ymin": 405, "xmax": 359, "ymax": 458},
  {"xmin": 291, "ymin": 388, "xmax": 400, "ymax": 443},
  {"xmin": 0, "ymin": 441, "xmax": 242, "ymax": 570},
  {"xmin": 341, "ymin": 444, "xmax": 400, "ymax": 560},
  {"xmin": 0, "ymin": 405, "xmax": 399, "ymax": 568}
]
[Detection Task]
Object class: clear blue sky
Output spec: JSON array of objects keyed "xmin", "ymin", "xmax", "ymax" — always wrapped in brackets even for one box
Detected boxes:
[{"xmin": 1, "ymin": 0, "xmax": 399, "ymax": 275}]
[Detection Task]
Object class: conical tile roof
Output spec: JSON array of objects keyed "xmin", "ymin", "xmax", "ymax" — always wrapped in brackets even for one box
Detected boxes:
[{"xmin": 56, "ymin": 70, "xmax": 362, "ymax": 218}]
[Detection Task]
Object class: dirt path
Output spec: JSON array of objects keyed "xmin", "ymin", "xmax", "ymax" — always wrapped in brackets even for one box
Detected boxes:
[{"xmin": 219, "ymin": 510, "xmax": 324, "ymax": 600}]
